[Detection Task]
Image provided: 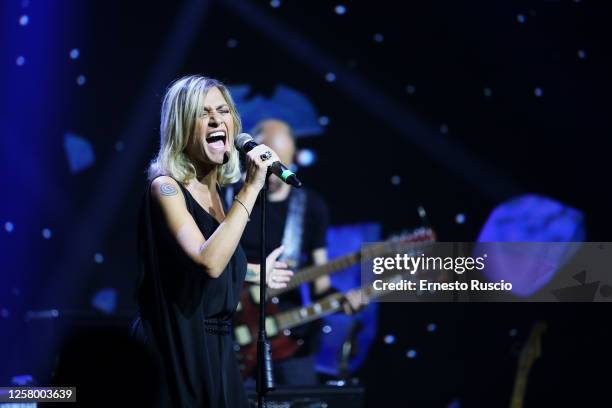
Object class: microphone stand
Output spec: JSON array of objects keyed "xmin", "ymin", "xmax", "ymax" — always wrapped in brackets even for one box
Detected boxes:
[{"xmin": 257, "ymin": 174, "xmax": 274, "ymax": 408}]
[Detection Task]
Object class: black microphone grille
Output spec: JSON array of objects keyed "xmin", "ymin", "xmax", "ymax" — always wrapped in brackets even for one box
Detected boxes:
[{"xmin": 235, "ymin": 133, "xmax": 253, "ymax": 150}]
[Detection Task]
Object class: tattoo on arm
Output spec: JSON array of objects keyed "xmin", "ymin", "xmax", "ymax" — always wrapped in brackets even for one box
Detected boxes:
[{"xmin": 160, "ymin": 183, "xmax": 178, "ymax": 196}]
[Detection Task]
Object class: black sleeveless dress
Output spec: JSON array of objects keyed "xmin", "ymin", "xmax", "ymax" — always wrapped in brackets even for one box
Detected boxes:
[{"xmin": 132, "ymin": 177, "xmax": 249, "ymax": 408}]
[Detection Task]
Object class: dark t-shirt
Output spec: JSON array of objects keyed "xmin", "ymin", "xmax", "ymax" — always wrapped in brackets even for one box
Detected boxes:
[
  {"xmin": 234, "ymin": 185, "xmax": 330, "ymax": 356},
  {"xmin": 241, "ymin": 188, "xmax": 329, "ymax": 268}
]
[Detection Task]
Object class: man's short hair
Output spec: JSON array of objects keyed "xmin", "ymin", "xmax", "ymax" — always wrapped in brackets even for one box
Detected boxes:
[{"xmin": 251, "ymin": 119, "xmax": 296, "ymax": 142}]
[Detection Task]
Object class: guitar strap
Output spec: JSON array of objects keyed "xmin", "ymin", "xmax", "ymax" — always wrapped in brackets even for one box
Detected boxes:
[
  {"xmin": 278, "ymin": 188, "xmax": 306, "ymax": 267},
  {"xmin": 225, "ymin": 184, "xmax": 307, "ymax": 265},
  {"xmin": 279, "ymin": 188, "xmax": 310, "ymax": 305},
  {"xmin": 225, "ymin": 184, "xmax": 310, "ymax": 303}
]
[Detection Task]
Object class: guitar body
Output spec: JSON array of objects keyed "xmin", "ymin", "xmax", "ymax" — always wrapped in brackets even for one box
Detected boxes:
[{"xmin": 233, "ymin": 283, "xmax": 300, "ymax": 379}]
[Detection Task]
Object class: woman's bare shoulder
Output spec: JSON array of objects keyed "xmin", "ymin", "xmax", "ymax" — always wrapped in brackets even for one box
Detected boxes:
[{"xmin": 150, "ymin": 176, "xmax": 183, "ymax": 200}]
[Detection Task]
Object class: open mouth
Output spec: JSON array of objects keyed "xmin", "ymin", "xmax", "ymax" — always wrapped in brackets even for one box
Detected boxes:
[{"xmin": 206, "ymin": 130, "xmax": 226, "ymax": 150}]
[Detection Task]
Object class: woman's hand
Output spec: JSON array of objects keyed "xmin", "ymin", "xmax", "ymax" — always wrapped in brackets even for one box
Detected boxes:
[
  {"xmin": 265, "ymin": 245, "xmax": 294, "ymax": 289},
  {"xmin": 244, "ymin": 144, "xmax": 281, "ymax": 192}
]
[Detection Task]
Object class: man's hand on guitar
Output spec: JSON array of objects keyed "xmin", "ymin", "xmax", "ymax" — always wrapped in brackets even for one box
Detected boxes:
[{"xmin": 266, "ymin": 245, "xmax": 294, "ymax": 289}]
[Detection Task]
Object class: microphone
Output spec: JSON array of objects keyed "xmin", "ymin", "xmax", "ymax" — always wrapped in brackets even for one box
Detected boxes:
[{"xmin": 235, "ymin": 133, "xmax": 302, "ymax": 188}]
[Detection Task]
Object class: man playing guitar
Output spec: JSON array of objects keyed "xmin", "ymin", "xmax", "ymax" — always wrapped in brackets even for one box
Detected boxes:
[{"xmin": 228, "ymin": 118, "xmax": 361, "ymax": 385}]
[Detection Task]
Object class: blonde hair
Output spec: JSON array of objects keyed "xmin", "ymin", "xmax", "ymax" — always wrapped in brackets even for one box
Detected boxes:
[{"xmin": 148, "ymin": 75, "xmax": 242, "ymax": 186}]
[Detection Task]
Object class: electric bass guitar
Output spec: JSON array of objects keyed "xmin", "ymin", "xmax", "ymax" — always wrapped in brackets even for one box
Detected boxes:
[{"xmin": 233, "ymin": 227, "xmax": 436, "ymax": 378}]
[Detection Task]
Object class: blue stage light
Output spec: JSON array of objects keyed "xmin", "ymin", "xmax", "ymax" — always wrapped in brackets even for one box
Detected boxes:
[
  {"xmin": 383, "ymin": 334, "xmax": 396, "ymax": 344},
  {"xmin": 91, "ymin": 288, "xmax": 118, "ymax": 314},
  {"xmin": 11, "ymin": 375, "xmax": 34, "ymax": 386},
  {"xmin": 42, "ymin": 228, "xmax": 52, "ymax": 239},
  {"xmin": 297, "ymin": 148, "xmax": 317, "ymax": 167},
  {"xmin": 455, "ymin": 213, "xmax": 466, "ymax": 224},
  {"xmin": 94, "ymin": 253, "xmax": 104, "ymax": 264},
  {"xmin": 477, "ymin": 194, "xmax": 585, "ymax": 296},
  {"xmin": 64, "ymin": 132, "xmax": 95, "ymax": 173}
]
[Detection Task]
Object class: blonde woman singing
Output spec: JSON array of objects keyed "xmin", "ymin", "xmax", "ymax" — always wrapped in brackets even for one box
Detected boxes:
[{"xmin": 132, "ymin": 75, "xmax": 293, "ymax": 407}]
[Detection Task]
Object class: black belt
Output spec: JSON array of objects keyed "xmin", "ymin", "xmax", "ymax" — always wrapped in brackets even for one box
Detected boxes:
[{"xmin": 203, "ymin": 318, "xmax": 231, "ymax": 335}]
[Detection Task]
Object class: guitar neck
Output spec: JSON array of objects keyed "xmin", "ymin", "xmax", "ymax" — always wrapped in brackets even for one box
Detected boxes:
[
  {"xmin": 275, "ymin": 277, "xmax": 390, "ymax": 331},
  {"xmin": 275, "ymin": 293, "xmax": 345, "ymax": 331},
  {"xmin": 269, "ymin": 252, "xmax": 360, "ymax": 297},
  {"xmin": 268, "ymin": 235, "xmax": 435, "ymax": 298}
]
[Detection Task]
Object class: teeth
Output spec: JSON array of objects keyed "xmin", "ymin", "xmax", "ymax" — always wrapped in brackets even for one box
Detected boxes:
[{"xmin": 208, "ymin": 131, "xmax": 225, "ymax": 138}]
